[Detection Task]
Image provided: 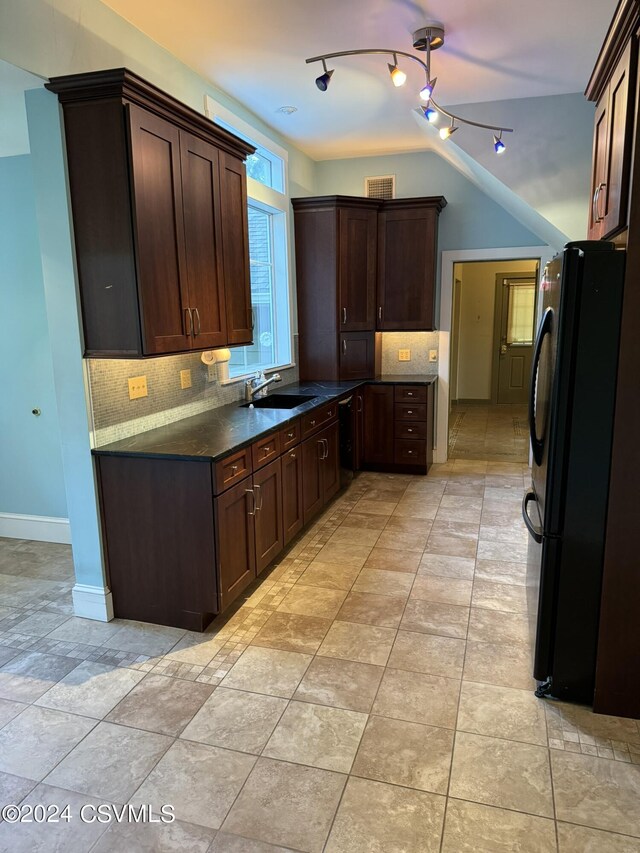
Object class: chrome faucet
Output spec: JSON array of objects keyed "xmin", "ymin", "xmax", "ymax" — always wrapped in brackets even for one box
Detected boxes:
[{"xmin": 245, "ymin": 371, "xmax": 282, "ymax": 402}]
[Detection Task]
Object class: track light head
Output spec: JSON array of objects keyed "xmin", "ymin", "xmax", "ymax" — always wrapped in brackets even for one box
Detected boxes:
[
  {"xmin": 493, "ymin": 134, "xmax": 506, "ymax": 154},
  {"xmin": 422, "ymin": 106, "xmax": 438, "ymax": 123},
  {"xmin": 439, "ymin": 123, "xmax": 457, "ymax": 140},
  {"xmin": 315, "ymin": 69, "xmax": 334, "ymax": 90},
  {"xmin": 388, "ymin": 55, "xmax": 406, "ymax": 87},
  {"xmin": 419, "ymin": 77, "xmax": 437, "ymax": 102}
]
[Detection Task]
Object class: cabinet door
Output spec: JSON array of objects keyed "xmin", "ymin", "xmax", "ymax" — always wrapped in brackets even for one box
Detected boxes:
[
  {"xmin": 254, "ymin": 458, "xmax": 284, "ymax": 575},
  {"xmin": 339, "ymin": 207, "xmax": 377, "ymax": 331},
  {"xmin": 603, "ymin": 40, "xmax": 635, "ymax": 237},
  {"xmin": 377, "ymin": 207, "xmax": 437, "ymax": 330},
  {"xmin": 219, "ymin": 151, "xmax": 253, "ymax": 345},
  {"xmin": 127, "ymin": 104, "xmax": 191, "ymax": 354},
  {"xmin": 301, "ymin": 434, "xmax": 324, "ymax": 524},
  {"xmin": 321, "ymin": 421, "xmax": 340, "ymax": 504},
  {"xmin": 282, "ymin": 446, "xmax": 304, "ymax": 545},
  {"xmin": 353, "ymin": 389, "xmax": 365, "ymax": 471},
  {"xmin": 179, "ymin": 131, "xmax": 227, "ymax": 349},
  {"xmin": 339, "ymin": 332, "xmax": 375, "ymax": 380},
  {"xmin": 363, "ymin": 384, "xmax": 395, "ymax": 466},
  {"xmin": 214, "ymin": 476, "xmax": 256, "ymax": 609}
]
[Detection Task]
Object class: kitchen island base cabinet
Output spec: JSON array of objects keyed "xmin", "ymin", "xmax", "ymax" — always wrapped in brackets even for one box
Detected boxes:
[{"xmin": 96, "ymin": 456, "xmax": 218, "ymax": 632}]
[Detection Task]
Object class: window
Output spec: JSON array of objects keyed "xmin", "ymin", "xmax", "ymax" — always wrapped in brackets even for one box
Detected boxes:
[
  {"xmin": 204, "ymin": 95, "xmax": 292, "ymax": 379},
  {"xmin": 506, "ymin": 281, "xmax": 536, "ymax": 345}
]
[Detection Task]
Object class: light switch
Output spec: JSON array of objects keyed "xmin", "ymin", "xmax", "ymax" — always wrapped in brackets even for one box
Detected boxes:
[
  {"xmin": 128, "ymin": 375, "xmax": 148, "ymax": 400},
  {"xmin": 429, "ymin": 349, "xmax": 438, "ymax": 362},
  {"xmin": 180, "ymin": 369, "xmax": 192, "ymax": 389},
  {"xmin": 398, "ymin": 349, "xmax": 411, "ymax": 362}
]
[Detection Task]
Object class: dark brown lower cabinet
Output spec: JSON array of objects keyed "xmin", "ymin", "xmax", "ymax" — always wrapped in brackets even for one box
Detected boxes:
[
  {"xmin": 282, "ymin": 446, "xmax": 304, "ymax": 544},
  {"xmin": 363, "ymin": 382, "xmax": 434, "ymax": 473},
  {"xmin": 322, "ymin": 421, "xmax": 340, "ymax": 503},
  {"xmin": 253, "ymin": 458, "xmax": 284, "ymax": 575},
  {"xmin": 301, "ymin": 420, "xmax": 341, "ymax": 525},
  {"xmin": 353, "ymin": 388, "xmax": 365, "ymax": 470},
  {"xmin": 214, "ymin": 476, "xmax": 256, "ymax": 610},
  {"xmin": 96, "ymin": 455, "xmax": 217, "ymax": 631},
  {"xmin": 363, "ymin": 385, "xmax": 394, "ymax": 466}
]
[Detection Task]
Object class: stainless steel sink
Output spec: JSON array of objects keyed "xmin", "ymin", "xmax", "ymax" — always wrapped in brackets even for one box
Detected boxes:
[{"xmin": 240, "ymin": 394, "xmax": 317, "ymax": 409}]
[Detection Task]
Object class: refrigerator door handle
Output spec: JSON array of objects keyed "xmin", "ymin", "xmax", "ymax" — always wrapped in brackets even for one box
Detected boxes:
[
  {"xmin": 529, "ymin": 307, "xmax": 553, "ymax": 466},
  {"xmin": 522, "ymin": 489, "xmax": 544, "ymax": 543}
]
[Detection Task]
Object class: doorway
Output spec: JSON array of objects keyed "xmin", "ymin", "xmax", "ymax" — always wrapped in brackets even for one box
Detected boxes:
[{"xmin": 448, "ymin": 258, "xmax": 539, "ymax": 462}]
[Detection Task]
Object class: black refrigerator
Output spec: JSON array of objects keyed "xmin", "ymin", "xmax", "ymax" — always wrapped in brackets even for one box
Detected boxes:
[{"xmin": 523, "ymin": 240, "xmax": 625, "ymax": 704}]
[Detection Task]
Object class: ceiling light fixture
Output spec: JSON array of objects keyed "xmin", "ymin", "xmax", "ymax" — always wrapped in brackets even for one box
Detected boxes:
[
  {"xmin": 277, "ymin": 105, "xmax": 298, "ymax": 114},
  {"xmin": 306, "ymin": 22, "xmax": 513, "ymax": 151}
]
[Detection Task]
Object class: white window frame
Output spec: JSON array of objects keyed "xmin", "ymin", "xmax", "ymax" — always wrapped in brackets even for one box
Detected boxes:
[{"xmin": 204, "ymin": 95, "xmax": 294, "ymax": 381}]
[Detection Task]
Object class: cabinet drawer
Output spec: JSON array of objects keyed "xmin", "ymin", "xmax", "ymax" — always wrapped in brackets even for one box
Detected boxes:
[
  {"xmin": 214, "ymin": 448, "xmax": 252, "ymax": 495},
  {"xmin": 394, "ymin": 385, "xmax": 427, "ymax": 404},
  {"xmin": 395, "ymin": 403, "xmax": 427, "ymax": 421},
  {"xmin": 280, "ymin": 419, "xmax": 300, "ymax": 451},
  {"xmin": 301, "ymin": 402, "xmax": 337, "ymax": 438},
  {"xmin": 252, "ymin": 431, "xmax": 281, "ymax": 471},
  {"xmin": 395, "ymin": 420, "xmax": 427, "ymax": 440},
  {"xmin": 394, "ymin": 439, "xmax": 427, "ymax": 466}
]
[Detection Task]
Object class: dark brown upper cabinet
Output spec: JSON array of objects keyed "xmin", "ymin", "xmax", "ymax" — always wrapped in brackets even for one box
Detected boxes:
[
  {"xmin": 586, "ymin": 22, "xmax": 636, "ymax": 240},
  {"xmin": 46, "ymin": 68, "xmax": 254, "ymax": 357},
  {"xmin": 377, "ymin": 198, "xmax": 446, "ymax": 331},
  {"xmin": 292, "ymin": 196, "xmax": 379, "ymax": 381}
]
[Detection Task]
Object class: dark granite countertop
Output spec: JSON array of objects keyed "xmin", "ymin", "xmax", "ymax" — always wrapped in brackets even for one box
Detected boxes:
[{"xmin": 92, "ymin": 375, "xmax": 437, "ymax": 463}]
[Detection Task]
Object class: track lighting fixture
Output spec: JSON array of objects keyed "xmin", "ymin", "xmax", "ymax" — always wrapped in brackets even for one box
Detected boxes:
[
  {"xmin": 315, "ymin": 59, "xmax": 334, "ymax": 91},
  {"xmin": 307, "ymin": 22, "xmax": 513, "ymax": 145}
]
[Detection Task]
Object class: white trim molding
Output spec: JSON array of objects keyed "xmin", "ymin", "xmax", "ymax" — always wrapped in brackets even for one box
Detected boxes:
[
  {"xmin": 436, "ymin": 245, "xmax": 555, "ymax": 463},
  {"xmin": 0, "ymin": 513, "xmax": 71, "ymax": 544},
  {"xmin": 72, "ymin": 584, "xmax": 114, "ymax": 622}
]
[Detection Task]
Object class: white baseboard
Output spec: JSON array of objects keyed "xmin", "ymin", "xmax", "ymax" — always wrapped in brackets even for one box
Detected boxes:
[
  {"xmin": 0, "ymin": 513, "xmax": 71, "ymax": 544},
  {"xmin": 72, "ymin": 584, "xmax": 114, "ymax": 622}
]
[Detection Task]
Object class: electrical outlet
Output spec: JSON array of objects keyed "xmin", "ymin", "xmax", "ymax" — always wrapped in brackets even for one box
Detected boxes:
[
  {"xmin": 128, "ymin": 375, "xmax": 148, "ymax": 400},
  {"xmin": 398, "ymin": 349, "xmax": 411, "ymax": 362},
  {"xmin": 206, "ymin": 363, "xmax": 217, "ymax": 383},
  {"xmin": 180, "ymin": 369, "xmax": 192, "ymax": 389},
  {"xmin": 429, "ymin": 349, "xmax": 438, "ymax": 362}
]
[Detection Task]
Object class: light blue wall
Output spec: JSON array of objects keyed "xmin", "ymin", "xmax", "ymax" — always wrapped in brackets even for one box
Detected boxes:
[
  {"xmin": 315, "ymin": 151, "xmax": 543, "ymax": 249},
  {"xmin": 0, "ymin": 154, "xmax": 67, "ymax": 519}
]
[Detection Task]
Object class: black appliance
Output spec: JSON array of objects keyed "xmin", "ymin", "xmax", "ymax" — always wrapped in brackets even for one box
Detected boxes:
[
  {"xmin": 338, "ymin": 395, "xmax": 355, "ymax": 488},
  {"xmin": 523, "ymin": 241, "xmax": 625, "ymax": 704}
]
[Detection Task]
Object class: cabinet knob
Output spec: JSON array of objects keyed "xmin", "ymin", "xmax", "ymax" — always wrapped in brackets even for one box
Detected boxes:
[
  {"xmin": 287, "ymin": 432, "xmax": 294, "ymax": 439},
  {"xmin": 407, "ymin": 428, "xmax": 413, "ymax": 433},
  {"xmin": 311, "ymin": 419, "xmax": 316, "ymax": 426},
  {"xmin": 407, "ymin": 392, "xmax": 414, "ymax": 397},
  {"xmin": 407, "ymin": 410, "xmax": 413, "ymax": 415},
  {"xmin": 264, "ymin": 446, "xmax": 270, "ymax": 453},
  {"xmin": 407, "ymin": 450, "xmax": 415, "ymax": 455},
  {"xmin": 231, "ymin": 464, "xmax": 238, "ymax": 473},
  {"xmin": 290, "ymin": 452, "xmax": 296, "ymax": 459}
]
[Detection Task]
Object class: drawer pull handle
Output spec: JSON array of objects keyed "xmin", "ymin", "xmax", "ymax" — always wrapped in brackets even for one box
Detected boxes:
[
  {"xmin": 263, "ymin": 446, "xmax": 270, "ymax": 454},
  {"xmin": 287, "ymin": 432, "xmax": 294, "ymax": 439},
  {"xmin": 246, "ymin": 489, "xmax": 256, "ymax": 516},
  {"xmin": 407, "ymin": 428, "xmax": 413, "ymax": 433},
  {"xmin": 231, "ymin": 464, "xmax": 238, "ymax": 473},
  {"xmin": 407, "ymin": 392, "xmax": 414, "ymax": 397},
  {"xmin": 407, "ymin": 450, "xmax": 415, "ymax": 455},
  {"xmin": 407, "ymin": 410, "xmax": 413, "ymax": 415},
  {"xmin": 328, "ymin": 410, "xmax": 333, "ymax": 417},
  {"xmin": 290, "ymin": 452, "xmax": 296, "ymax": 459},
  {"xmin": 311, "ymin": 419, "xmax": 316, "ymax": 426}
]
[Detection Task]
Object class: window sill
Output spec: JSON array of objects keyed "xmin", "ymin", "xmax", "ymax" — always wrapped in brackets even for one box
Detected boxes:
[{"xmin": 221, "ymin": 363, "xmax": 296, "ymax": 387}]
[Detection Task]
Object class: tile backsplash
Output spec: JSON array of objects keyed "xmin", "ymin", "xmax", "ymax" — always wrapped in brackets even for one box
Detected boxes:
[
  {"xmin": 88, "ymin": 340, "xmax": 299, "ymax": 446},
  {"xmin": 379, "ymin": 332, "xmax": 440, "ymax": 375}
]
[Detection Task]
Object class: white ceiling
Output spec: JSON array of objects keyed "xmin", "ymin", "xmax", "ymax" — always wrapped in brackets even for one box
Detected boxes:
[
  {"xmin": 102, "ymin": 0, "xmax": 617, "ymax": 159},
  {"xmin": 0, "ymin": 60, "xmax": 45, "ymax": 157}
]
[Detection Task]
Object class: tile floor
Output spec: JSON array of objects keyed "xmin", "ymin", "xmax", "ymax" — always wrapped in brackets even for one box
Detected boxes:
[
  {"xmin": 449, "ymin": 401, "xmax": 529, "ymax": 462},
  {"xmin": 0, "ymin": 461, "xmax": 640, "ymax": 851}
]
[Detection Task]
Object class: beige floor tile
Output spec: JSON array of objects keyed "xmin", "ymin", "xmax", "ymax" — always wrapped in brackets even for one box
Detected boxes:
[
  {"xmin": 372, "ymin": 667, "xmax": 460, "ymax": 728},
  {"xmin": 424, "ymin": 533, "xmax": 478, "ymax": 559},
  {"xmin": 457, "ymin": 681, "xmax": 547, "ymax": 745},
  {"xmin": 181, "ymin": 687, "xmax": 287, "ymax": 753},
  {"xmin": 468, "ymin": 608, "xmax": 531, "ymax": 645},
  {"xmin": 276, "ymin": 585, "xmax": 347, "ymax": 619},
  {"xmin": 263, "ymin": 700, "xmax": 367, "ymax": 773},
  {"xmin": 411, "ymin": 575, "xmax": 473, "ymax": 606},
  {"xmin": 375, "ymin": 530, "xmax": 429, "ymax": 552},
  {"xmin": 338, "ymin": 512, "xmax": 389, "ymax": 531},
  {"xmin": 312, "ymin": 541, "xmax": 373, "ymax": 569},
  {"xmin": 45, "ymin": 721, "xmax": 172, "ymax": 803},
  {"xmin": 6, "ymin": 610, "xmax": 70, "ymax": 637},
  {"xmin": 551, "ymin": 749, "xmax": 640, "ymax": 837},
  {"xmin": 103, "ymin": 620, "xmax": 186, "ymax": 657},
  {"xmin": 450, "ymin": 731, "xmax": 553, "ymax": 817},
  {"xmin": 0, "ymin": 648, "xmax": 19, "ymax": 668},
  {"xmin": 546, "ymin": 700, "xmax": 640, "ymax": 743},
  {"xmin": 105, "ymin": 673, "xmax": 214, "ymax": 736},
  {"xmin": 442, "ymin": 799, "xmax": 557, "ymax": 852},
  {"xmin": 557, "ymin": 822, "xmax": 640, "ymax": 852},
  {"xmin": 35, "ymin": 660, "xmax": 146, "ymax": 719},
  {"xmin": 0, "ymin": 697, "xmax": 26, "ymax": 728},
  {"xmin": 325, "ymin": 776, "xmax": 445, "ymax": 853},
  {"xmin": 360, "ymin": 485, "xmax": 407, "ymax": 500},
  {"xmin": 162, "ymin": 634, "xmax": 225, "ymax": 666},
  {"xmin": 0, "ymin": 785, "xmax": 111, "ymax": 853},
  {"xmin": 0, "ymin": 705, "xmax": 96, "ymax": 781},
  {"xmin": 328, "ymin": 527, "xmax": 381, "ymax": 546},
  {"xmin": 222, "ymin": 757, "xmax": 346, "ymax": 852},
  {"xmin": 401, "ymin": 599, "xmax": 470, "ymax": 639},
  {"xmin": 91, "ymin": 818, "xmax": 215, "ymax": 853},
  {"xmin": 436, "ymin": 506, "xmax": 482, "ymax": 524},
  {"xmin": 293, "ymin": 656, "xmax": 383, "ymax": 713},
  {"xmin": 220, "ymin": 646, "xmax": 312, "ymax": 698},
  {"xmin": 317, "ymin": 621, "xmax": 396, "ymax": 666},
  {"xmin": 363, "ymin": 547, "xmax": 421, "ymax": 573},
  {"xmin": 297, "ymin": 561, "xmax": 361, "ymax": 591},
  {"xmin": 464, "ymin": 640, "xmax": 535, "ymax": 690},
  {"xmin": 0, "ymin": 651, "xmax": 79, "ymax": 703},
  {"xmin": 352, "ymin": 498, "xmax": 398, "ymax": 516},
  {"xmin": 46, "ymin": 615, "xmax": 122, "ymax": 645},
  {"xmin": 388, "ymin": 630, "xmax": 466, "ymax": 678},
  {"xmin": 131, "ymin": 739, "xmax": 256, "ymax": 830},
  {"xmin": 440, "ymin": 494, "xmax": 483, "ymax": 511},
  {"xmin": 477, "ymin": 538, "xmax": 529, "ymax": 562},
  {"xmin": 444, "ymin": 482, "xmax": 485, "ymax": 496},
  {"xmin": 211, "ymin": 832, "xmax": 294, "ymax": 852},
  {"xmin": 335, "ymin": 590, "xmax": 405, "ymax": 628},
  {"xmin": 352, "ymin": 715, "xmax": 454, "ymax": 793},
  {"xmin": 252, "ymin": 611, "xmax": 332, "ymax": 654},
  {"xmin": 351, "ymin": 568, "xmax": 413, "ymax": 599},
  {"xmin": 0, "ymin": 770, "xmax": 36, "ymax": 811},
  {"xmin": 418, "ymin": 553, "xmax": 476, "ymax": 579},
  {"xmin": 392, "ymin": 500, "xmax": 439, "ymax": 521},
  {"xmin": 474, "ymin": 558, "xmax": 529, "ymax": 585},
  {"xmin": 472, "ymin": 579, "xmax": 529, "ymax": 612},
  {"xmin": 431, "ymin": 519, "xmax": 479, "ymax": 539},
  {"xmin": 384, "ymin": 515, "xmax": 435, "ymax": 535}
]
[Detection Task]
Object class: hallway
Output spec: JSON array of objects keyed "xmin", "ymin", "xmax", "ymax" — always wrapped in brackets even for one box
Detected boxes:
[{"xmin": 449, "ymin": 402, "xmax": 529, "ymax": 463}]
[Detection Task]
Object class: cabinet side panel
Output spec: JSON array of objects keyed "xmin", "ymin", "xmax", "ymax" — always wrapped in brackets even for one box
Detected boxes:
[
  {"xmin": 219, "ymin": 153, "xmax": 253, "ymax": 345},
  {"xmin": 62, "ymin": 100, "xmax": 141, "ymax": 355},
  {"xmin": 97, "ymin": 456, "xmax": 217, "ymax": 630}
]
